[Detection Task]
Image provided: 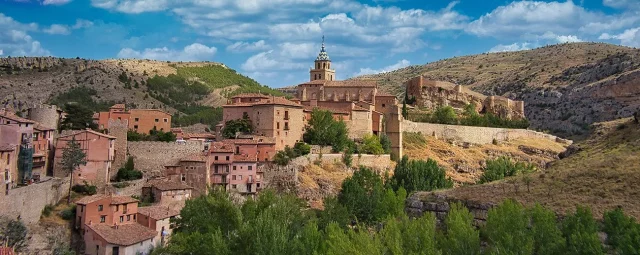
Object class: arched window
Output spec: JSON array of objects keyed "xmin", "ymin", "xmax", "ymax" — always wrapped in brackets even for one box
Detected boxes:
[
  {"xmin": 317, "ymin": 63, "xmax": 320, "ymax": 69},
  {"xmin": 323, "ymin": 63, "xmax": 326, "ymax": 69}
]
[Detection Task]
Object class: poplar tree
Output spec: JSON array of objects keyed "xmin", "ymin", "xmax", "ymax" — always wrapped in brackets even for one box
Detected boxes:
[{"xmin": 60, "ymin": 137, "xmax": 87, "ymax": 203}]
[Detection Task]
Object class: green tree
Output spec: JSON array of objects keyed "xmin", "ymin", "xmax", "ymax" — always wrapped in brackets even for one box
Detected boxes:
[
  {"xmin": 116, "ymin": 156, "xmax": 143, "ymax": 181},
  {"xmin": 221, "ymin": 119, "xmax": 253, "ymax": 139},
  {"xmin": 391, "ymin": 156, "xmax": 453, "ymax": 194},
  {"xmin": 529, "ymin": 204, "xmax": 566, "ymax": 255},
  {"xmin": 60, "ymin": 137, "xmax": 87, "ymax": 203},
  {"xmin": 438, "ymin": 203, "xmax": 480, "ymax": 255},
  {"xmin": 337, "ymin": 167, "xmax": 403, "ymax": 224},
  {"xmin": 561, "ymin": 206, "xmax": 603, "ymax": 255},
  {"xmin": 317, "ymin": 197, "xmax": 350, "ymax": 230},
  {"xmin": 379, "ymin": 134, "xmax": 392, "ymax": 154},
  {"xmin": 303, "ymin": 109, "xmax": 350, "ymax": 152},
  {"xmin": 402, "ymin": 101, "xmax": 408, "ymax": 119},
  {"xmin": 60, "ymin": 103, "xmax": 98, "ymax": 130},
  {"xmin": 484, "ymin": 199, "xmax": 534, "ymax": 254},
  {"xmin": 360, "ymin": 134, "xmax": 385, "ymax": 155},
  {"xmin": 0, "ymin": 217, "xmax": 28, "ymax": 252},
  {"xmin": 479, "ymin": 156, "xmax": 536, "ymax": 184},
  {"xmin": 432, "ymin": 106, "xmax": 458, "ymax": 125},
  {"xmin": 399, "ymin": 213, "xmax": 439, "ymax": 255},
  {"xmin": 603, "ymin": 207, "xmax": 640, "ymax": 255},
  {"xmin": 293, "ymin": 142, "xmax": 311, "ymax": 156}
]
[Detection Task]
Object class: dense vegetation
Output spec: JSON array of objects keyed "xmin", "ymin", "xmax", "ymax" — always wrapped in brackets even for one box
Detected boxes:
[
  {"xmin": 303, "ymin": 109, "xmax": 350, "ymax": 153},
  {"xmin": 391, "ymin": 156, "xmax": 453, "ymax": 193},
  {"xmin": 221, "ymin": 118, "xmax": 253, "ymax": 139},
  {"xmin": 479, "ymin": 156, "xmax": 536, "ymax": 184},
  {"xmin": 273, "ymin": 142, "xmax": 311, "ymax": 166},
  {"xmin": 49, "ymin": 86, "xmax": 114, "ymax": 112},
  {"xmin": 408, "ymin": 104, "xmax": 530, "ymax": 129},
  {"xmin": 152, "ymin": 165, "xmax": 639, "ymax": 255},
  {"xmin": 115, "ymin": 156, "xmax": 143, "ymax": 182},
  {"xmin": 127, "ymin": 128, "xmax": 177, "ymax": 142},
  {"xmin": 71, "ymin": 181, "xmax": 97, "ymax": 195},
  {"xmin": 59, "ymin": 102, "xmax": 98, "ymax": 130},
  {"xmin": 175, "ymin": 65, "xmax": 287, "ymax": 97}
]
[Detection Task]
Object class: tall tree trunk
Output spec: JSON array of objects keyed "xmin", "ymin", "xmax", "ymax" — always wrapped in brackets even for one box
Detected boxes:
[{"xmin": 67, "ymin": 169, "xmax": 73, "ymax": 204}]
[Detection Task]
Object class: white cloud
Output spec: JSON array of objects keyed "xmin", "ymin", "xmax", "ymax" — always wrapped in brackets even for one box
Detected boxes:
[
  {"xmin": 539, "ymin": 32, "xmax": 583, "ymax": 43},
  {"xmin": 0, "ymin": 13, "xmax": 50, "ymax": 56},
  {"xmin": 599, "ymin": 27, "xmax": 640, "ymax": 47},
  {"xmin": 354, "ymin": 59, "xmax": 410, "ymax": 76},
  {"xmin": 241, "ymin": 50, "xmax": 306, "ymax": 71},
  {"xmin": 226, "ymin": 40, "xmax": 270, "ymax": 53},
  {"xmin": 116, "ymin": 43, "xmax": 217, "ymax": 61},
  {"xmin": 43, "ymin": 0, "xmax": 72, "ymax": 5},
  {"xmin": 43, "ymin": 24, "xmax": 71, "ymax": 35},
  {"xmin": 72, "ymin": 19, "xmax": 94, "ymax": 29},
  {"xmin": 603, "ymin": 0, "xmax": 640, "ymax": 9},
  {"xmin": 489, "ymin": 43, "xmax": 531, "ymax": 53},
  {"xmin": 0, "ymin": 49, "xmax": 3, "ymax": 56}
]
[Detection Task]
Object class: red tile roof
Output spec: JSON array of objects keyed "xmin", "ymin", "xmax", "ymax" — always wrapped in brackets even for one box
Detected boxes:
[
  {"xmin": 34, "ymin": 123, "xmax": 56, "ymax": 131},
  {"xmin": 0, "ymin": 247, "xmax": 14, "ymax": 255},
  {"xmin": 130, "ymin": 109, "xmax": 171, "ymax": 115},
  {"xmin": 184, "ymin": 133, "xmax": 215, "ymax": 139},
  {"xmin": 110, "ymin": 196, "xmax": 139, "ymax": 205},
  {"xmin": 75, "ymin": 194, "xmax": 110, "ymax": 205},
  {"xmin": 0, "ymin": 144, "xmax": 16, "ymax": 152},
  {"xmin": 224, "ymin": 96, "xmax": 302, "ymax": 108},
  {"xmin": 145, "ymin": 179, "xmax": 193, "ymax": 191},
  {"xmin": 180, "ymin": 153, "xmax": 208, "ymax": 162},
  {"xmin": 231, "ymin": 93, "xmax": 271, "ymax": 99},
  {"xmin": 210, "ymin": 141, "xmax": 235, "ymax": 153},
  {"xmin": 111, "ymin": 104, "xmax": 126, "ymax": 109},
  {"xmin": 87, "ymin": 223, "xmax": 157, "ymax": 246},
  {"xmin": 137, "ymin": 206, "xmax": 180, "ymax": 220},
  {"xmin": 58, "ymin": 129, "xmax": 117, "ymax": 140},
  {"xmin": 376, "ymin": 91, "xmax": 397, "ymax": 97},
  {"xmin": 234, "ymin": 154, "xmax": 257, "ymax": 162},
  {"xmin": 352, "ymin": 105, "xmax": 370, "ymax": 111},
  {"xmin": 0, "ymin": 112, "xmax": 35, "ymax": 124}
]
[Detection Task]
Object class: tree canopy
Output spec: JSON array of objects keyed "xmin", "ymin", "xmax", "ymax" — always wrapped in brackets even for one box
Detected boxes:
[{"xmin": 303, "ymin": 109, "xmax": 350, "ymax": 152}]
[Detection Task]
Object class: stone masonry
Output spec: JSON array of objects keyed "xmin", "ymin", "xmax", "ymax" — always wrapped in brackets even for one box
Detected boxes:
[
  {"xmin": 405, "ymin": 191, "xmax": 495, "ymax": 227},
  {"xmin": 127, "ymin": 141, "xmax": 205, "ymax": 177},
  {"xmin": 107, "ymin": 119, "xmax": 129, "ymax": 174},
  {"xmin": 0, "ymin": 177, "xmax": 70, "ymax": 224}
]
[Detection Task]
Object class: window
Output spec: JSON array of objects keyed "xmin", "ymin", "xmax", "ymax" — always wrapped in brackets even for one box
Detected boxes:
[
  {"xmin": 134, "ymin": 118, "xmax": 139, "ymax": 122},
  {"xmin": 226, "ymin": 156, "xmax": 230, "ymax": 161},
  {"xmin": 117, "ymin": 117, "xmax": 121, "ymax": 120},
  {"xmin": 277, "ymin": 122, "xmax": 280, "ymax": 129},
  {"xmin": 238, "ymin": 175, "xmax": 242, "ymax": 180},
  {"xmin": 181, "ymin": 174, "xmax": 186, "ymax": 182},
  {"xmin": 215, "ymin": 156, "xmax": 218, "ymax": 160},
  {"xmin": 163, "ymin": 118, "xmax": 168, "ymax": 123},
  {"xmin": 98, "ymin": 205, "xmax": 103, "ymax": 211},
  {"xmin": 233, "ymin": 166, "xmax": 237, "ymax": 170},
  {"xmin": 100, "ymin": 216, "xmax": 106, "ymax": 223},
  {"xmin": 96, "ymin": 245, "xmax": 99, "ymax": 253},
  {"xmin": 155, "ymin": 119, "xmax": 159, "ymax": 123},
  {"xmin": 80, "ymin": 206, "xmax": 83, "ymax": 212},
  {"xmin": 232, "ymin": 184, "xmax": 237, "ymax": 189},
  {"xmin": 116, "ymin": 205, "xmax": 120, "ymax": 211},
  {"xmin": 120, "ymin": 216, "xmax": 124, "ymax": 222},
  {"xmin": 133, "ymin": 214, "xmax": 136, "ymax": 220},
  {"xmin": 133, "ymin": 125, "xmax": 138, "ymax": 130},
  {"xmin": 232, "ymin": 175, "xmax": 236, "ymax": 180},
  {"xmin": 248, "ymin": 166, "xmax": 253, "ymax": 171},
  {"xmin": 382, "ymin": 104, "xmax": 386, "ymax": 108},
  {"xmin": 127, "ymin": 215, "xmax": 131, "ymax": 221},
  {"xmin": 284, "ymin": 122, "xmax": 289, "ymax": 130}
]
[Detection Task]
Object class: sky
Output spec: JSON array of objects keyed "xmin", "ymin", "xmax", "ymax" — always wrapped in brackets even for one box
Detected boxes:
[{"xmin": 1, "ymin": 0, "xmax": 639, "ymax": 88}]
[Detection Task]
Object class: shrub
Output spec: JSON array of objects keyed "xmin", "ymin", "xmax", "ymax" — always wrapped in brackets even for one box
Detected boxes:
[
  {"xmin": 303, "ymin": 109, "xmax": 350, "ymax": 153},
  {"xmin": 342, "ymin": 151, "xmax": 353, "ymax": 167},
  {"xmin": 561, "ymin": 206, "xmax": 603, "ymax": 255},
  {"xmin": 41, "ymin": 204, "xmax": 54, "ymax": 217},
  {"xmin": 221, "ymin": 119, "xmax": 253, "ymax": 139},
  {"xmin": 359, "ymin": 134, "xmax": 385, "ymax": 155},
  {"xmin": 116, "ymin": 157, "xmax": 143, "ymax": 181},
  {"xmin": 479, "ymin": 156, "xmax": 536, "ymax": 184},
  {"xmin": 60, "ymin": 205, "xmax": 76, "ymax": 221},
  {"xmin": 391, "ymin": 156, "xmax": 453, "ymax": 193},
  {"xmin": 71, "ymin": 182, "xmax": 97, "ymax": 195},
  {"xmin": 603, "ymin": 207, "xmax": 640, "ymax": 254},
  {"xmin": 293, "ymin": 142, "xmax": 311, "ymax": 156}
]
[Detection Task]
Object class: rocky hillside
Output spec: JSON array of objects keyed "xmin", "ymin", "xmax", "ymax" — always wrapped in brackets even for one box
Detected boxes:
[
  {"xmin": 409, "ymin": 117, "xmax": 640, "ymax": 219},
  {"xmin": 0, "ymin": 57, "xmax": 284, "ymax": 127},
  {"xmin": 356, "ymin": 43, "xmax": 640, "ymax": 138}
]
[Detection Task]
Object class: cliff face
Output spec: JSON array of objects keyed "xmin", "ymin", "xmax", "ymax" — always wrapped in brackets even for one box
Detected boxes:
[{"xmin": 355, "ymin": 43, "xmax": 640, "ymax": 138}]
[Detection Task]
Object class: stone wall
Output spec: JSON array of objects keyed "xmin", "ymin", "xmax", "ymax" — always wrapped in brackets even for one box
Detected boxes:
[
  {"xmin": 402, "ymin": 120, "xmax": 572, "ymax": 145},
  {"xmin": 299, "ymin": 154, "xmax": 394, "ymax": 172},
  {"xmin": 310, "ymin": 145, "xmax": 332, "ymax": 154},
  {"xmin": 26, "ymin": 104, "xmax": 61, "ymax": 130},
  {"xmin": 127, "ymin": 140, "xmax": 205, "ymax": 176},
  {"xmin": 405, "ymin": 192, "xmax": 495, "ymax": 226},
  {"xmin": 105, "ymin": 179, "xmax": 146, "ymax": 197},
  {"xmin": 0, "ymin": 177, "xmax": 70, "ymax": 224},
  {"xmin": 107, "ymin": 119, "xmax": 129, "ymax": 173}
]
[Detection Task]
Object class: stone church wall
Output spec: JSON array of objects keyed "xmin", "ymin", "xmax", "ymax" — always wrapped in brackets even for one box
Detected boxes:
[{"xmin": 127, "ymin": 141, "xmax": 205, "ymax": 177}]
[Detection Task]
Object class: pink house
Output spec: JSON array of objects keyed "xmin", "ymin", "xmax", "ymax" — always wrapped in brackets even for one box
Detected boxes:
[
  {"xmin": 54, "ymin": 129, "xmax": 116, "ymax": 187},
  {"xmin": 209, "ymin": 139, "xmax": 263, "ymax": 195}
]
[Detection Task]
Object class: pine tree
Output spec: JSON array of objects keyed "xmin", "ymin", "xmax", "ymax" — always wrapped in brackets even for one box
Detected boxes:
[{"xmin": 60, "ymin": 137, "xmax": 87, "ymax": 204}]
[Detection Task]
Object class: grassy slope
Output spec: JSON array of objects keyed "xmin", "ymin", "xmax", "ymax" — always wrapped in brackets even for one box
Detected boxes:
[{"xmin": 432, "ymin": 118, "xmax": 640, "ymax": 219}]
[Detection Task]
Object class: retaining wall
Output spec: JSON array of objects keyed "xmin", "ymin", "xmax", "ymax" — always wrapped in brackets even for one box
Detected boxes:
[
  {"xmin": 402, "ymin": 121, "xmax": 571, "ymax": 145},
  {"xmin": 0, "ymin": 177, "xmax": 70, "ymax": 224},
  {"xmin": 127, "ymin": 141, "xmax": 205, "ymax": 176}
]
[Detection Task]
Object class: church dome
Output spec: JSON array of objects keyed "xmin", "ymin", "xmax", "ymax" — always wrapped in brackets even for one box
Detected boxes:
[{"xmin": 316, "ymin": 36, "xmax": 330, "ymax": 61}]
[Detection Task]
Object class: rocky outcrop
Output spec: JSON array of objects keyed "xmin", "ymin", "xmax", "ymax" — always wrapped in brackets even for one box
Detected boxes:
[{"xmin": 405, "ymin": 192, "xmax": 496, "ymax": 226}]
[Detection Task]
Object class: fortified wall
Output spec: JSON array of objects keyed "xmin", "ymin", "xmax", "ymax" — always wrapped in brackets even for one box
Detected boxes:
[
  {"xmin": 107, "ymin": 119, "xmax": 129, "ymax": 172},
  {"xmin": 127, "ymin": 140, "xmax": 205, "ymax": 177},
  {"xmin": 405, "ymin": 192, "xmax": 494, "ymax": 227},
  {"xmin": 403, "ymin": 120, "xmax": 571, "ymax": 145},
  {"xmin": 26, "ymin": 104, "xmax": 62, "ymax": 130},
  {"xmin": 0, "ymin": 177, "xmax": 69, "ymax": 224},
  {"xmin": 405, "ymin": 76, "xmax": 525, "ymax": 120}
]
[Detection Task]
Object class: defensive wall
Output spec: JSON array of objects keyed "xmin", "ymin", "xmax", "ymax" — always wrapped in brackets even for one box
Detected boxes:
[
  {"xmin": 402, "ymin": 120, "xmax": 571, "ymax": 145},
  {"xmin": 105, "ymin": 179, "xmax": 146, "ymax": 197},
  {"xmin": 107, "ymin": 119, "xmax": 129, "ymax": 175},
  {"xmin": 0, "ymin": 177, "xmax": 70, "ymax": 224},
  {"xmin": 127, "ymin": 140, "xmax": 205, "ymax": 177}
]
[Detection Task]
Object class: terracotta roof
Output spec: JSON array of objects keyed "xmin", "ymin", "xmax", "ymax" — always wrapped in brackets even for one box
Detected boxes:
[
  {"xmin": 0, "ymin": 144, "xmax": 16, "ymax": 152},
  {"xmin": 0, "ymin": 112, "xmax": 35, "ymax": 124},
  {"xmin": 224, "ymin": 96, "xmax": 302, "ymax": 108},
  {"xmin": 233, "ymin": 135, "xmax": 277, "ymax": 144},
  {"xmin": 34, "ymin": 123, "xmax": 56, "ymax": 131},
  {"xmin": 300, "ymin": 80, "xmax": 377, "ymax": 87},
  {"xmin": 0, "ymin": 247, "xmax": 14, "ymax": 255},
  {"xmin": 234, "ymin": 154, "xmax": 257, "ymax": 162},
  {"xmin": 75, "ymin": 194, "xmax": 110, "ymax": 205},
  {"xmin": 111, "ymin": 104, "xmax": 126, "ymax": 109},
  {"xmin": 137, "ymin": 206, "xmax": 180, "ymax": 220},
  {"xmin": 170, "ymin": 128, "xmax": 183, "ymax": 133},
  {"xmin": 180, "ymin": 153, "xmax": 208, "ymax": 162},
  {"xmin": 210, "ymin": 141, "xmax": 235, "ymax": 153},
  {"xmin": 303, "ymin": 105, "xmax": 350, "ymax": 115},
  {"xmin": 184, "ymin": 133, "xmax": 215, "ymax": 139},
  {"xmin": 110, "ymin": 196, "xmax": 139, "ymax": 205},
  {"xmin": 145, "ymin": 179, "xmax": 193, "ymax": 191},
  {"xmin": 231, "ymin": 93, "xmax": 271, "ymax": 99},
  {"xmin": 87, "ymin": 223, "xmax": 157, "ymax": 246},
  {"xmin": 58, "ymin": 129, "xmax": 116, "ymax": 140},
  {"xmin": 130, "ymin": 109, "xmax": 171, "ymax": 116}
]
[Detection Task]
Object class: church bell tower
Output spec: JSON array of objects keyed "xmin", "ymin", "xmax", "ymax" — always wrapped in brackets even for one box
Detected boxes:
[{"xmin": 310, "ymin": 36, "xmax": 336, "ymax": 81}]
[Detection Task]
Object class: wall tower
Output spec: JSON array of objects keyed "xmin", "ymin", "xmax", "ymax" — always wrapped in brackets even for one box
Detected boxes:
[{"xmin": 309, "ymin": 36, "xmax": 336, "ymax": 81}]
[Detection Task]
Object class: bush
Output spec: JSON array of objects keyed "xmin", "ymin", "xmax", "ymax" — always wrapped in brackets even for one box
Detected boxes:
[
  {"xmin": 72, "ymin": 182, "xmax": 97, "ymax": 195},
  {"xmin": 303, "ymin": 109, "xmax": 350, "ymax": 152},
  {"xmin": 391, "ymin": 156, "xmax": 453, "ymax": 193},
  {"xmin": 359, "ymin": 134, "xmax": 385, "ymax": 155},
  {"xmin": 116, "ymin": 157, "xmax": 143, "ymax": 181},
  {"xmin": 273, "ymin": 143, "xmax": 312, "ymax": 166},
  {"xmin": 342, "ymin": 151, "xmax": 353, "ymax": 167},
  {"xmin": 221, "ymin": 118, "xmax": 253, "ymax": 139},
  {"xmin": 60, "ymin": 205, "xmax": 76, "ymax": 221},
  {"xmin": 41, "ymin": 204, "xmax": 54, "ymax": 217},
  {"xmin": 479, "ymin": 156, "xmax": 536, "ymax": 184},
  {"xmin": 561, "ymin": 206, "xmax": 603, "ymax": 254},
  {"xmin": 127, "ymin": 128, "xmax": 176, "ymax": 142},
  {"xmin": 293, "ymin": 142, "xmax": 311, "ymax": 156},
  {"xmin": 603, "ymin": 207, "xmax": 640, "ymax": 254}
]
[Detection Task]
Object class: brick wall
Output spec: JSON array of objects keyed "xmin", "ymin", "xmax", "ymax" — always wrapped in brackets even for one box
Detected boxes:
[
  {"xmin": 402, "ymin": 120, "xmax": 572, "ymax": 145},
  {"xmin": 0, "ymin": 177, "xmax": 69, "ymax": 224},
  {"xmin": 127, "ymin": 141, "xmax": 205, "ymax": 176}
]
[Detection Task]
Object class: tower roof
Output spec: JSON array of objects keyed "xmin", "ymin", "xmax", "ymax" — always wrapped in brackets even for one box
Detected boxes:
[{"xmin": 316, "ymin": 35, "xmax": 330, "ymax": 61}]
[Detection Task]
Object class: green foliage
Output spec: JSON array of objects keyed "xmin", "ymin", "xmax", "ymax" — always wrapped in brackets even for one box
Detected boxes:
[
  {"xmin": 59, "ymin": 102, "xmax": 98, "ymax": 130},
  {"xmin": 484, "ymin": 199, "xmax": 534, "ymax": 254},
  {"xmin": 409, "ymin": 105, "xmax": 530, "ymax": 129},
  {"xmin": 221, "ymin": 118, "xmax": 253, "ymax": 139},
  {"xmin": 437, "ymin": 203, "xmax": 480, "ymax": 255},
  {"xmin": 402, "ymin": 101, "xmax": 408, "ymax": 119},
  {"xmin": 479, "ymin": 156, "xmax": 536, "ymax": 184},
  {"xmin": 604, "ymin": 207, "xmax": 640, "ymax": 255},
  {"xmin": 432, "ymin": 106, "xmax": 458, "ymax": 125},
  {"xmin": 337, "ymin": 167, "xmax": 405, "ymax": 224},
  {"xmin": 391, "ymin": 156, "xmax": 453, "ymax": 194},
  {"xmin": 0, "ymin": 217, "xmax": 28, "ymax": 252},
  {"xmin": 175, "ymin": 65, "xmax": 286, "ymax": 97},
  {"xmin": 172, "ymin": 106, "xmax": 223, "ymax": 128},
  {"xmin": 61, "ymin": 137, "xmax": 88, "ymax": 202},
  {"xmin": 273, "ymin": 143, "xmax": 311, "ymax": 166},
  {"xmin": 49, "ymin": 86, "xmax": 113, "ymax": 113},
  {"xmin": 60, "ymin": 205, "xmax": 76, "ymax": 221},
  {"xmin": 561, "ymin": 206, "xmax": 603, "ymax": 255},
  {"xmin": 303, "ymin": 109, "xmax": 350, "ymax": 152},
  {"xmin": 41, "ymin": 204, "xmax": 55, "ymax": 217},
  {"xmin": 529, "ymin": 204, "xmax": 566, "ymax": 255},
  {"xmin": 342, "ymin": 150, "xmax": 353, "ymax": 167},
  {"xmin": 71, "ymin": 181, "xmax": 97, "ymax": 195},
  {"xmin": 146, "ymin": 74, "xmax": 209, "ymax": 108},
  {"xmin": 359, "ymin": 134, "xmax": 385, "ymax": 155},
  {"xmin": 379, "ymin": 134, "xmax": 392, "ymax": 154},
  {"xmin": 116, "ymin": 156, "xmax": 143, "ymax": 181},
  {"xmin": 293, "ymin": 142, "xmax": 311, "ymax": 156},
  {"xmin": 127, "ymin": 128, "xmax": 176, "ymax": 142}
]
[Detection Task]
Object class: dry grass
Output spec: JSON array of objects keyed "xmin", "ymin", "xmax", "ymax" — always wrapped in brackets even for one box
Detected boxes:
[
  {"xmin": 441, "ymin": 118, "xmax": 640, "ymax": 219},
  {"xmin": 297, "ymin": 162, "xmax": 353, "ymax": 209},
  {"xmin": 403, "ymin": 132, "xmax": 567, "ymax": 184}
]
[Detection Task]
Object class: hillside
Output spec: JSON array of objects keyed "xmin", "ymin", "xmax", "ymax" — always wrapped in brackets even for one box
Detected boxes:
[
  {"xmin": 0, "ymin": 57, "xmax": 284, "ymax": 128},
  {"xmin": 411, "ymin": 117, "xmax": 640, "ymax": 219},
  {"xmin": 356, "ymin": 43, "xmax": 640, "ymax": 138}
]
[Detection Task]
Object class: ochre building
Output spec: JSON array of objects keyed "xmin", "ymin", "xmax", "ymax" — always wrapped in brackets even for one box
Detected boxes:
[{"xmin": 94, "ymin": 104, "xmax": 172, "ymax": 134}]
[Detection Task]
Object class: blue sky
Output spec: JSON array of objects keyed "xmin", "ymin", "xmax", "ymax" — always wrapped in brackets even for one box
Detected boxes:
[{"xmin": 1, "ymin": 0, "xmax": 639, "ymax": 88}]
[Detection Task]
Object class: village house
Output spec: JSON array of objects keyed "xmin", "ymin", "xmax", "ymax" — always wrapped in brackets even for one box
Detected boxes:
[
  {"xmin": 136, "ymin": 206, "xmax": 180, "ymax": 247},
  {"xmin": 209, "ymin": 139, "xmax": 263, "ymax": 195},
  {"xmin": 54, "ymin": 129, "xmax": 116, "ymax": 187},
  {"xmin": 75, "ymin": 194, "xmax": 140, "ymax": 232},
  {"xmin": 94, "ymin": 104, "xmax": 172, "ymax": 134},
  {"xmin": 31, "ymin": 123, "xmax": 55, "ymax": 180},
  {"xmin": 142, "ymin": 179, "xmax": 193, "ymax": 208},
  {"xmin": 0, "ymin": 145, "xmax": 17, "ymax": 197},
  {"xmin": 83, "ymin": 222, "xmax": 157, "ymax": 255},
  {"xmin": 163, "ymin": 153, "xmax": 209, "ymax": 197},
  {"xmin": 0, "ymin": 109, "xmax": 35, "ymax": 185}
]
